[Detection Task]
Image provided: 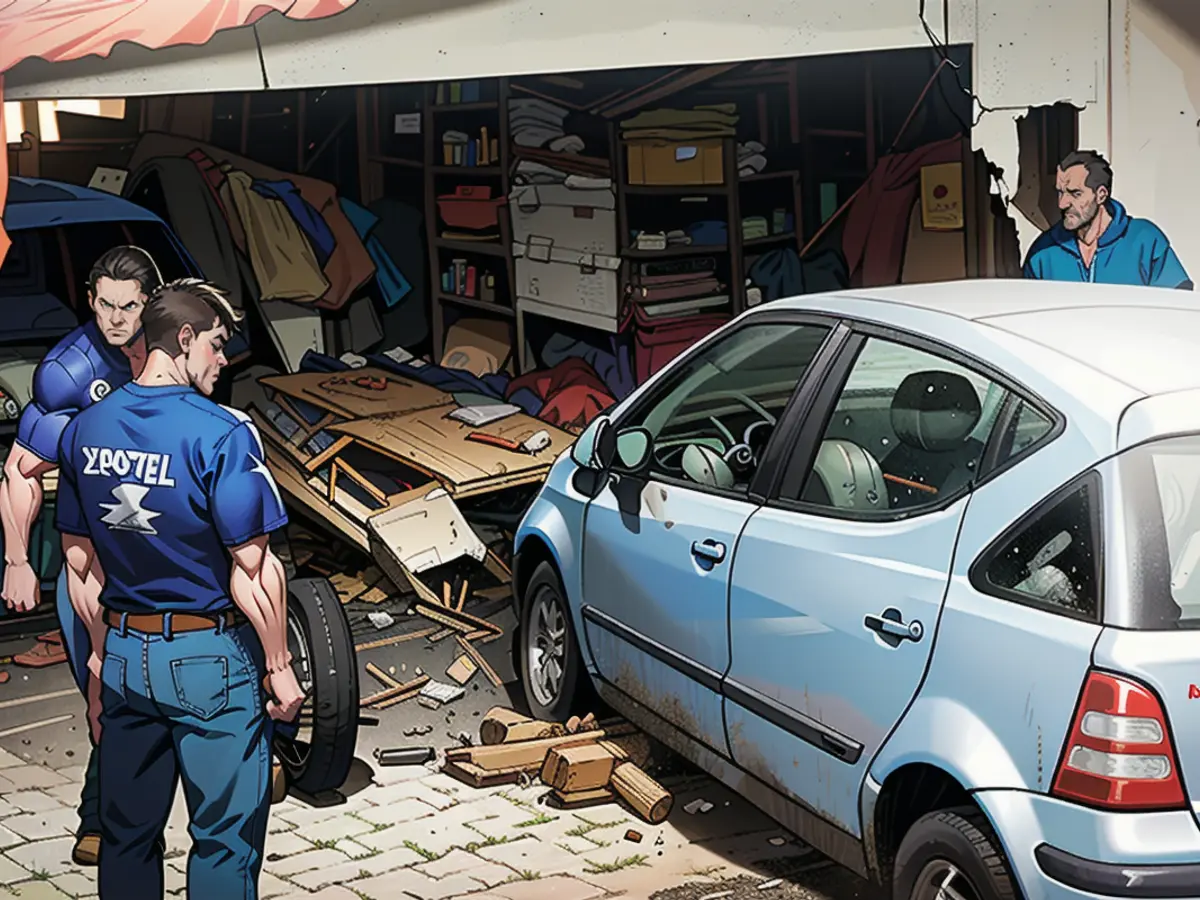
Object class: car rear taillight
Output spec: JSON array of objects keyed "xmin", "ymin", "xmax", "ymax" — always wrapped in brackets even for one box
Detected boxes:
[{"xmin": 1052, "ymin": 670, "xmax": 1186, "ymax": 811}]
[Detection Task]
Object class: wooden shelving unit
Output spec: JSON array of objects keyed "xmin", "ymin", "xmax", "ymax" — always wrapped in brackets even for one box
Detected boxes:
[
  {"xmin": 613, "ymin": 133, "xmax": 801, "ymax": 317},
  {"xmin": 423, "ymin": 78, "xmax": 520, "ymax": 369}
]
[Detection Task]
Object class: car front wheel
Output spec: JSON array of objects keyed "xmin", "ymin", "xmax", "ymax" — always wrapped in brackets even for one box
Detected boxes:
[
  {"xmin": 893, "ymin": 808, "xmax": 1017, "ymax": 900},
  {"xmin": 520, "ymin": 561, "xmax": 589, "ymax": 721}
]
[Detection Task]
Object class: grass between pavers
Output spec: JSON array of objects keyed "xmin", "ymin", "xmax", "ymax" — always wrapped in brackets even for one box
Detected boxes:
[
  {"xmin": 584, "ymin": 854, "xmax": 650, "ymax": 874},
  {"xmin": 685, "ymin": 864, "xmax": 725, "ymax": 878},
  {"xmin": 502, "ymin": 870, "xmax": 542, "ymax": 882},
  {"xmin": 402, "ymin": 839, "xmax": 444, "ymax": 862}
]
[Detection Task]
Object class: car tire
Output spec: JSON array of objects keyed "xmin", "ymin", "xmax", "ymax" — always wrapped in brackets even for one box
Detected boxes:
[
  {"xmin": 520, "ymin": 561, "xmax": 590, "ymax": 721},
  {"xmin": 893, "ymin": 807, "xmax": 1017, "ymax": 900},
  {"xmin": 274, "ymin": 577, "xmax": 359, "ymax": 796}
]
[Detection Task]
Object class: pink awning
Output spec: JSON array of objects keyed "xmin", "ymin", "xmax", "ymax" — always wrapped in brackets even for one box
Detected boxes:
[{"xmin": 0, "ymin": 0, "xmax": 359, "ymax": 267}]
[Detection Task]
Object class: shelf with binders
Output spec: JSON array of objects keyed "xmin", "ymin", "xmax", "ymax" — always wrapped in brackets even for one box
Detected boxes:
[{"xmin": 434, "ymin": 251, "xmax": 515, "ymax": 320}]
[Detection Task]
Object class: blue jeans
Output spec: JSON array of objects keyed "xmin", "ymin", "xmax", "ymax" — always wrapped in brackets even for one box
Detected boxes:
[
  {"xmin": 55, "ymin": 567, "xmax": 101, "ymax": 836},
  {"xmin": 97, "ymin": 616, "xmax": 272, "ymax": 900}
]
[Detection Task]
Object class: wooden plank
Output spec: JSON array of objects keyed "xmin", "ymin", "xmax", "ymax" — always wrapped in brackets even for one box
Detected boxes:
[
  {"xmin": 428, "ymin": 628, "xmax": 455, "ymax": 643},
  {"xmin": 445, "ymin": 723, "xmax": 637, "ymax": 770},
  {"xmin": 360, "ymin": 674, "xmax": 429, "ymax": 707},
  {"xmin": 473, "ymin": 586, "xmax": 512, "ymax": 603},
  {"xmin": 417, "ymin": 602, "xmax": 501, "ymax": 638},
  {"xmin": 548, "ymin": 787, "xmax": 615, "ymax": 810},
  {"xmin": 359, "ymin": 586, "xmax": 390, "ymax": 605},
  {"xmin": 262, "ymin": 442, "xmax": 369, "ymax": 551},
  {"xmin": 260, "ymin": 369, "xmax": 452, "ymax": 420},
  {"xmin": 307, "ymin": 435, "xmax": 355, "ymax": 473},
  {"xmin": 368, "ymin": 533, "xmax": 444, "ymax": 606},
  {"xmin": 597, "ymin": 62, "xmax": 740, "ymax": 118},
  {"xmin": 329, "ymin": 406, "xmax": 571, "ymax": 496},
  {"xmin": 354, "ymin": 627, "xmax": 438, "ymax": 652},
  {"xmin": 415, "ymin": 605, "xmax": 476, "ymax": 635},
  {"xmin": 483, "ymin": 550, "xmax": 511, "ymax": 583},
  {"xmin": 375, "ymin": 683, "xmax": 427, "ymax": 710},
  {"xmin": 335, "ymin": 458, "xmax": 389, "ymax": 504},
  {"xmin": 441, "ymin": 581, "xmax": 452, "ymax": 607},
  {"xmin": 365, "ymin": 662, "xmax": 401, "ymax": 689},
  {"xmin": 443, "ymin": 759, "xmax": 526, "ymax": 788},
  {"xmin": 455, "ymin": 579, "xmax": 469, "ymax": 612},
  {"xmin": 455, "ymin": 635, "xmax": 503, "ymax": 688}
]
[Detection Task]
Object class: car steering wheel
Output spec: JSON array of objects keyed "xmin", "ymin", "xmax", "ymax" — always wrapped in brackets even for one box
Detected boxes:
[{"xmin": 715, "ymin": 392, "xmax": 777, "ymax": 478}]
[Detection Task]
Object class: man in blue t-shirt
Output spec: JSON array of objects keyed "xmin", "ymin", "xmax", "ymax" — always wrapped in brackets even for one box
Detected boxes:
[
  {"xmin": 55, "ymin": 278, "xmax": 303, "ymax": 900},
  {"xmin": 0, "ymin": 245, "xmax": 160, "ymax": 866},
  {"xmin": 1023, "ymin": 150, "xmax": 1192, "ymax": 288}
]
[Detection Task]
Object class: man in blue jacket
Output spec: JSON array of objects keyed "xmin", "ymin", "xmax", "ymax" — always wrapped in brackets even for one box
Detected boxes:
[
  {"xmin": 1022, "ymin": 150, "xmax": 1192, "ymax": 289},
  {"xmin": 0, "ymin": 245, "xmax": 160, "ymax": 866}
]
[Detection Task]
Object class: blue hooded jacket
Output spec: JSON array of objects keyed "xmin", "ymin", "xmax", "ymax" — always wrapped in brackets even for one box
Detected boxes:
[{"xmin": 1022, "ymin": 198, "xmax": 1192, "ymax": 289}]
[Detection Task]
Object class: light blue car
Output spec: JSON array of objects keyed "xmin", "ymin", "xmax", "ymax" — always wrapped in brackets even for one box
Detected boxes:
[{"xmin": 511, "ymin": 279, "xmax": 1200, "ymax": 900}]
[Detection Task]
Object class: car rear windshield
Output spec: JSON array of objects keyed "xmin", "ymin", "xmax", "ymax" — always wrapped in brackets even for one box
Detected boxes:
[{"xmin": 1116, "ymin": 433, "xmax": 1200, "ymax": 629}]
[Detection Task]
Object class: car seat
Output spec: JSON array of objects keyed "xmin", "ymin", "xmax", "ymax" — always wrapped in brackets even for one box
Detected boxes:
[
  {"xmin": 883, "ymin": 370, "xmax": 984, "ymax": 509},
  {"xmin": 803, "ymin": 439, "xmax": 888, "ymax": 511}
]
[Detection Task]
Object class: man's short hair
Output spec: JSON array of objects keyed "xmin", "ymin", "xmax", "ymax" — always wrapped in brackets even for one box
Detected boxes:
[
  {"xmin": 87, "ymin": 245, "xmax": 162, "ymax": 297},
  {"xmin": 1058, "ymin": 150, "xmax": 1113, "ymax": 194},
  {"xmin": 142, "ymin": 278, "xmax": 243, "ymax": 356}
]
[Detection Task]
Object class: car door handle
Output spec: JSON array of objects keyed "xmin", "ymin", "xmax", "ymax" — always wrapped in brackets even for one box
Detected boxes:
[
  {"xmin": 864, "ymin": 608, "xmax": 924, "ymax": 642},
  {"xmin": 691, "ymin": 539, "xmax": 727, "ymax": 564}
]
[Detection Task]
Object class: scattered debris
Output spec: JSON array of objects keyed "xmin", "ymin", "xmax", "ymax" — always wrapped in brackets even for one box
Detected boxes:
[
  {"xmin": 445, "ymin": 654, "xmax": 478, "ymax": 685},
  {"xmin": 625, "ymin": 829, "xmax": 643, "ymax": 843},
  {"xmin": 683, "ymin": 799, "xmax": 708, "ymax": 814},
  {"xmin": 768, "ymin": 836, "xmax": 788, "ymax": 846},
  {"xmin": 758, "ymin": 878, "xmax": 783, "ymax": 890},
  {"xmin": 420, "ymin": 679, "xmax": 466, "ymax": 706},
  {"xmin": 367, "ymin": 611, "xmax": 396, "ymax": 630},
  {"xmin": 0, "ymin": 672, "xmax": 9, "ymax": 685},
  {"xmin": 454, "ymin": 730, "xmax": 473, "ymax": 746},
  {"xmin": 375, "ymin": 746, "xmax": 436, "ymax": 766},
  {"xmin": 481, "ymin": 707, "xmax": 567, "ymax": 744},
  {"xmin": 698, "ymin": 892, "xmax": 734, "ymax": 900}
]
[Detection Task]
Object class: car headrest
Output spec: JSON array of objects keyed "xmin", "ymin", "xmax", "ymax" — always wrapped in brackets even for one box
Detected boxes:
[
  {"xmin": 810, "ymin": 439, "xmax": 887, "ymax": 511},
  {"xmin": 890, "ymin": 370, "xmax": 982, "ymax": 452}
]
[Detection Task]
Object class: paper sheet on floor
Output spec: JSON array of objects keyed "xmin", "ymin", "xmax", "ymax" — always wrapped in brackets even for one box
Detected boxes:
[{"xmin": 367, "ymin": 483, "xmax": 487, "ymax": 574}]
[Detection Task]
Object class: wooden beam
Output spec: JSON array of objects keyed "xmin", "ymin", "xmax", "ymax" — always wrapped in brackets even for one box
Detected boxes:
[
  {"xmin": 303, "ymin": 109, "xmax": 354, "ymax": 174},
  {"xmin": 596, "ymin": 62, "xmax": 741, "ymax": 119},
  {"xmin": 305, "ymin": 434, "xmax": 354, "ymax": 473}
]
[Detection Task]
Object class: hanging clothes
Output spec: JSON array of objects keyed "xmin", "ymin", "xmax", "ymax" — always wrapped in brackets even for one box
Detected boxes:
[
  {"xmin": 222, "ymin": 167, "xmax": 330, "ymax": 304},
  {"xmin": 253, "ymin": 179, "xmax": 337, "ymax": 266},
  {"xmin": 339, "ymin": 198, "xmax": 413, "ymax": 308}
]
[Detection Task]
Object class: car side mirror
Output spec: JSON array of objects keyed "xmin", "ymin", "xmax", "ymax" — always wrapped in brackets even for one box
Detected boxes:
[
  {"xmin": 571, "ymin": 416, "xmax": 618, "ymax": 471},
  {"xmin": 614, "ymin": 428, "xmax": 652, "ymax": 472}
]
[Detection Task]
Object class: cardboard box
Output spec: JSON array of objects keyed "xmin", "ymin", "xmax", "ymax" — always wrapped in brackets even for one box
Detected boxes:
[
  {"xmin": 626, "ymin": 139, "xmax": 724, "ymax": 186},
  {"xmin": 509, "ymin": 184, "xmax": 618, "ymax": 256},
  {"xmin": 512, "ymin": 237, "xmax": 622, "ymax": 329}
]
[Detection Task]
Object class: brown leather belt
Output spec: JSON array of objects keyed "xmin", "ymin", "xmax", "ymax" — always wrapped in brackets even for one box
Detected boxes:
[{"xmin": 104, "ymin": 609, "xmax": 238, "ymax": 635}]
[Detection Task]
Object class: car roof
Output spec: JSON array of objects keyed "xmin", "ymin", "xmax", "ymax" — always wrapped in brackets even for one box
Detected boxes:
[
  {"xmin": 774, "ymin": 279, "xmax": 1200, "ymax": 397},
  {"xmin": 3, "ymin": 176, "xmax": 161, "ymax": 230}
]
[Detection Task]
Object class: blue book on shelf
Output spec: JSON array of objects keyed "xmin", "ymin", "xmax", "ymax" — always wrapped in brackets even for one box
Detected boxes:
[
  {"xmin": 463, "ymin": 81, "xmax": 481, "ymax": 102},
  {"xmin": 466, "ymin": 141, "xmax": 477, "ymax": 167}
]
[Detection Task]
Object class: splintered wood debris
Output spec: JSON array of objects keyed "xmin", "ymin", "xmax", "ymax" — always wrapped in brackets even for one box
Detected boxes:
[{"xmin": 438, "ymin": 707, "xmax": 674, "ymax": 824}]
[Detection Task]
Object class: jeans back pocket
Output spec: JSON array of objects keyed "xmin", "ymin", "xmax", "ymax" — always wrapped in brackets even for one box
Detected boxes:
[{"xmin": 170, "ymin": 656, "xmax": 230, "ymax": 721}]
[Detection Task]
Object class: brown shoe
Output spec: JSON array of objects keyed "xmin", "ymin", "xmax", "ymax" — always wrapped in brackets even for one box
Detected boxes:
[
  {"xmin": 72, "ymin": 833, "xmax": 100, "ymax": 866},
  {"xmin": 271, "ymin": 760, "xmax": 288, "ymax": 804}
]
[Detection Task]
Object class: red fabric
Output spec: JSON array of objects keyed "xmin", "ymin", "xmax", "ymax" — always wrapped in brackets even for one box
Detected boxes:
[
  {"xmin": 0, "ymin": 0, "xmax": 359, "ymax": 267},
  {"xmin": 507, "ymin": 358, "xmax": 616, "ymax": 434},
  {"xmin": 623, "ymin": 305, "xmax": 729, "ymax": 385},
  {"xmin": 840, "ymin": 136, "xmax": 963, "ymax": 288}
]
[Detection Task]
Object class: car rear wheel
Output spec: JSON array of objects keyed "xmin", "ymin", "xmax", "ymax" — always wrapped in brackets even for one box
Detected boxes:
[
  {"xmin": 520, "ymin": 561, "xmax": 589, "ymax": 721},
  {"xmin": 273, "ymin": 577, "xmax": 359, "ymax": 796},
  {"xmin": 893, "ymin": 808, "xmax": 1017, "ymax": 900}
]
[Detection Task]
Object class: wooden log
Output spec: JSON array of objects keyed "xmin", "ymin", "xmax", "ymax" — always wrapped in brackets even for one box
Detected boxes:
[
  {"xmin": 548, "ymin": 787, "xmax": 615, "ymax": 810},
  {"xmin": 611, "ymin": 761, "xmax": 672, "ymax": 824},
  {"xmin": 599, "ymin": 733, "xmax": 653, "ymax": 769},
  {"xmin": 479, "ymin": 708, "xmax": 567, "ymax": 745},
  {"xmin": 541, "ymin": 742, "xmax": 617, "ymax": 793},
  {"xmin": 454, "ymin": 635, "xmax": 503, "ymax": 688},
  {"xmin": 445, "ymin": 722, "xmax": 637, "ymax": 770}
]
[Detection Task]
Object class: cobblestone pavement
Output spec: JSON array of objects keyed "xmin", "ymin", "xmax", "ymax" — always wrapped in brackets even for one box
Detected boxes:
[{"xmin": 0, "ymin": 737, "xmax": 888, "ymax": 900}]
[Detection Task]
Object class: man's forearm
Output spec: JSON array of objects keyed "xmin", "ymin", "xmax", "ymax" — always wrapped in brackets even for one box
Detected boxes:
[
  {"xmin": 0, "ymin": 450, "xmax": 46, "ymax": 567},
  {"xmin": 230, "ymin": 548, "xmax": 291, "ymax": 673},
  {"xmin": 63, "ymin": 546, "xmax": 106, "ymax": 677}
]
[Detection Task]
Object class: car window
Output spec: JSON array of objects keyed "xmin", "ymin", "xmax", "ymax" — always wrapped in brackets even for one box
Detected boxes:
[
  {"xmin": 975, "ymin": 477, "xmax": 1100, "ymax": 620},
  {"xmin": 993, "ymin": 397, "xmax": 1055, "ymax": 467},
  {"xmin": 787, "ymin": 337, "xmax": 1008, "ymax": 514},
  {"xmin": 619, "ymin": 321, "xmax": 831, "ymax": 494}
]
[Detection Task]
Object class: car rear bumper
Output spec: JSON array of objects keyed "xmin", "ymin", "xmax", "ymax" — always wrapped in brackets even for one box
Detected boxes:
[
  {"xmin": 974, "ymin": 789, "xmax": 1200, "ymax": 900},
  {"xmin": 1035, "ymin": 844, "xmax": 1200, "ymax": 898}
]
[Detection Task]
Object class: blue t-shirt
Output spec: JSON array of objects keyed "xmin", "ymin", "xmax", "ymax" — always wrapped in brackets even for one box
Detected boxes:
[
  {"xmin": 16, "ymin": 320, "xmax": 134, "ymax": 464},
  {"xmin": 55, "ymin": 383, "xmax": 289, "ymax": 614},
  {"xmin": 1022, "ymin": 198, "xmax": 1193, "ymax": 289}
]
